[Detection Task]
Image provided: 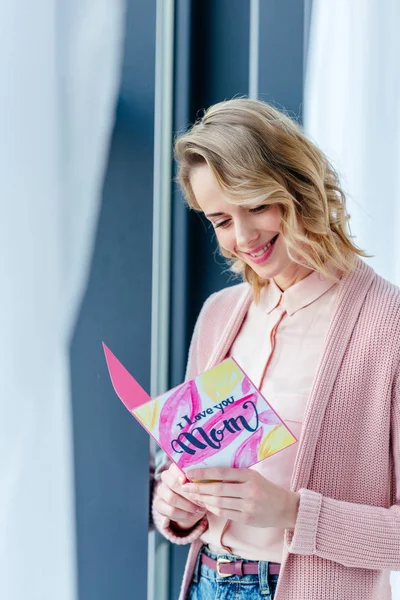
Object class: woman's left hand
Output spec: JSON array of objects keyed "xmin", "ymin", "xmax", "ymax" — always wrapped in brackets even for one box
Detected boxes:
[{"xmin": 181, "ymin": 467, "xmax": 300, "ymax": 529}]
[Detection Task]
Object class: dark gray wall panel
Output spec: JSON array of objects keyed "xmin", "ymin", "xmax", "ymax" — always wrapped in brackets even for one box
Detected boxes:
[
  {"xmin": 170, "ymin": 0, "xmax": 193, "ymax": 391},
  {"xmin": 258, "ymin": 0, "xmax": 305, "ymax": 119},
  {"xmin": 191, "ymin": 0, "xmax": 250, "ymax": 110},
  {"xmin": 187, "ymin": 0, "xmax": 251, "ymax": 335},
  {"xmin": 70, "ymin": 1, "xmax": 156, "ymax": 599}
]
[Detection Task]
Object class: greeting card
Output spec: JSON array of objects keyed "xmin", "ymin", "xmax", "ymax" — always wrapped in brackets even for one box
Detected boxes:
[{"xmin": 103, "ymin": 343, "xmax": 297, "ymax": 476}]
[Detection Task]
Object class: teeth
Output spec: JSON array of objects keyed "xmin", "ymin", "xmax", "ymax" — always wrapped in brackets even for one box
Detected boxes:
[{"xmin": 250, "ymin": 238, "xmax": 274, "ymax": 257}]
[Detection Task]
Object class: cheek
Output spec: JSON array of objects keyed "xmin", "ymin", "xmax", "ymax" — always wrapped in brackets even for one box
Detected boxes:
[
  {"xmin": 215, "ymin": 229, "xmax": 236, "ymax": 252},
  {"xmin": 261, "ymin": 209, "xmax": 282, "ymax": 231}
]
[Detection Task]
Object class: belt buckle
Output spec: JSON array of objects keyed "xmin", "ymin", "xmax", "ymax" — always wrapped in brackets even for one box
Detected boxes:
[{"xmin": 216, "ymin": 558, "xmax": 233, "ymax": 578}]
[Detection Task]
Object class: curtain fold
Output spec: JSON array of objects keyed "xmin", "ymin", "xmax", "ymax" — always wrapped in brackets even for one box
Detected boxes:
[
  {"xmin": 304, "ymin": 0, "xmax": 400, "ymax": 284},
  {"xmin": 0, "ymin": 2, "xmax": 125, "ymax": 598},
  {"xmin": 305, "ymin": 1, "xmax": 400, "ymax": 596}
]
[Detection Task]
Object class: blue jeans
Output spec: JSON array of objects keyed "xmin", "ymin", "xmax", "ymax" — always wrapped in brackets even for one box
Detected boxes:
[{"xmin": 187, "ymin": 546, "xmax": 279, "ymax": 600}]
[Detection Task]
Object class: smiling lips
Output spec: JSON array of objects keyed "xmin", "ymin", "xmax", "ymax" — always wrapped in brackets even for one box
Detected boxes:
[{"xmin": 242, "ymin": 234, "xmax": 279, "ymax": 263}]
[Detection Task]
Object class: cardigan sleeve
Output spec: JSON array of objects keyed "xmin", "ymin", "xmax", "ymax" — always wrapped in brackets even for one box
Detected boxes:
[
  {"xmin": 284, "ymin": 361, "xmax": 400, "ymax": 570},
  {"xmin": 151, "ymin": 453, "xmax": 209, "ymax": 545},
  {"xmin": 184, "ymin": 292, "xmax": 217, "ymax": 381},
  {"xmin": 150, "ymin": 295, "xmax": 217, "ymax": 545}
]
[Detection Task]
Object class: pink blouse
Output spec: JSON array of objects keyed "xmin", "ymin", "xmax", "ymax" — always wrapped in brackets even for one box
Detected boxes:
[{"xmin": 201, "ymin": 268, "xmax": 340, "ymax": 562}]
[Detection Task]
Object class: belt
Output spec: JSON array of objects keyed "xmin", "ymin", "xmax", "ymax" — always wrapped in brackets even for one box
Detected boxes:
[{"xmin": 201, "ymin": 553, "xmax": 281, "ymax": 577}]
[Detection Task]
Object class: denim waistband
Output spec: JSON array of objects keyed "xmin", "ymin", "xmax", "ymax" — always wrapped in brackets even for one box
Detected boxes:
[{"xmin": 193, "ymin": 545, "xmax": 279, "ymax": 594}]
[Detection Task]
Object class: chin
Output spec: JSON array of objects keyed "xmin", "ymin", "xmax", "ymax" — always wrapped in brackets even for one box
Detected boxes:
[
  {"xmin": 254, "ymin": 268, "xmax": 278, "ymax": 281},
  {"xmin": 249, "ymin": 261, "xmax": 280, "ymax": 278}
]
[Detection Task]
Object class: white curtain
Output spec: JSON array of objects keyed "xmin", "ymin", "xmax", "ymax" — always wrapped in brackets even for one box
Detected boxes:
[
  {"xmin": 305, "ymin": 0, "xmax": 400, "ymax": 285},
  {"xmin": 0, "ymin": 2, "xmax": 125, "ymax": 599},
  {"xmin": 305, "ymin": 0, "xmax": 400, "ymax": 596}
]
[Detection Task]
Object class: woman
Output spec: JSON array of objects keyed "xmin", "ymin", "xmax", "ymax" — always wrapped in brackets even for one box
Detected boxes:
[{"xmin": 152, "ymin": 99, "xmax": 400, "ymax": 600}]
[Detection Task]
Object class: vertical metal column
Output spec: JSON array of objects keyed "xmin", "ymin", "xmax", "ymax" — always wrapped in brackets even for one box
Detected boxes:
[
  {"xmin": 249, "ymin": 0, "xmax": 260, "ymax": 99},
  {"xmin": 148, "ymin": 1, "xmax": 175, "ymax": 600},
  {"xmin": 303, "ymin": 0, "xmax": 313, "ymax": 84}
]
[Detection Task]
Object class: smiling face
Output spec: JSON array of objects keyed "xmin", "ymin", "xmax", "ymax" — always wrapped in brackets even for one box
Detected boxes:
[{"xmin": 189, "ymin": 163, "xmax": 313, "ymax": 290}]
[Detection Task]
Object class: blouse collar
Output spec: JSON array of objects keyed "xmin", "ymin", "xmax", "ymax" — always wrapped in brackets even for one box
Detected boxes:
[{"xmin": 259, "ymin": 265, "xmax": 342, "ymax": 316}]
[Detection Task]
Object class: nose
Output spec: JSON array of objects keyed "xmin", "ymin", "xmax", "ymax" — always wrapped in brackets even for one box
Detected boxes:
[{"xmin": 234, "ymin": 218, "xmax": 259, "ymax": 251}]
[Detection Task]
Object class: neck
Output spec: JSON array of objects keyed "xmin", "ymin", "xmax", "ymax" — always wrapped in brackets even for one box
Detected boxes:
[{"xmin": 273, "ymin": 264, "xmax": 313, "ymax": 291}]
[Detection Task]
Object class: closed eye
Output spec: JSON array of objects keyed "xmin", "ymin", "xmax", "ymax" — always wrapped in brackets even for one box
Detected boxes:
[
  {"xmin": 214, "ymin": 218, "xmax": 231, "ymax": 228},
  {"xmin": 249, "ymin": 204, "xmax": 269, "ymax": 214},
  {"xmin": 213, "ymin": 204, "xmax": 270, "ymax": 228}
]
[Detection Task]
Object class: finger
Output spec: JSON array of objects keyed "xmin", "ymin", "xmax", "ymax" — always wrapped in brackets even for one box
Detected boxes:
[
  {"xmin": 157, "ymin": 483, "xmax": 204, "ymax": 513},
  {"xmin": 160, "ymin": 472, "xmax": 201, "ymax": 507},
  {"xmin": 191, "ymin": 494, "xmax": 244, "ymax": 512},
  {"xmin": 204, "ymin": 505, "xmax": 248, "ymax": 522},
  {"xmin": 154, "ymin": 497, "xmax": 201, "ymax": 522},
  {"xmin": 186, "ymin": 467, "xmax": 249, "ymax": 483},
  {"xmin": 169, "ymin": 462, "xmax": 187, "ymax": 484},
  {"xmin": 182, "ymin": 481, "xmax": 246, "ymax": 498},
  {"xmin": 161, "ymin": 465, "xmax": 186, "ymax": 490},
  {"xmin": 160, "ymin": 468, "xmax": 181, "ymax": 491}
]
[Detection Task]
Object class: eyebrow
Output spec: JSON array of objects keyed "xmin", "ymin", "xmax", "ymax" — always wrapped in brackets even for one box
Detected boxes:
[{"xmin": 205, "ymin": 212, "xmax": 226, "ymax": 218}]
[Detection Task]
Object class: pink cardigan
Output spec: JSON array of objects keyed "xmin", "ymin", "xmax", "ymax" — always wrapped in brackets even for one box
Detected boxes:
[{"xmin": 152, "ymin": 258, "xmax": 400, "ymax": 600}]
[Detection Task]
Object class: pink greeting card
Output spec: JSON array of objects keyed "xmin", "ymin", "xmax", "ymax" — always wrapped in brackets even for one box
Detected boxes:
[{"xmin": 103, "ymin": 343, "xmax": 297, "ymax": 476}]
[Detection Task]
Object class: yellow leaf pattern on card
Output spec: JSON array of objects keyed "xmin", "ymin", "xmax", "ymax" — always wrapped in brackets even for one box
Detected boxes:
[
  {"xmin": 258, "ymin": 425, "xmax": 296, "ymax": 460},
  {"xmin": 200, "ymin": 360, "xmax": 243, "ymax": 401},
  {"xmin": 133, "ymin": 399, "xmax": 160, "ymax": 432}
]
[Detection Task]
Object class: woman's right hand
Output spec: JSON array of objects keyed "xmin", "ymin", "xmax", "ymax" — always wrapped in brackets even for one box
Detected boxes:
[{"xmin": 154, "ymin": 463, "xmax": 207, "ymax": 530}]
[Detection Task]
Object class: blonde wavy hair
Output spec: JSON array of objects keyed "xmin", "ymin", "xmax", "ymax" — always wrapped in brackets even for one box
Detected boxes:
[{"xmin": 174, "ymin": 98, "xmax": 366, "ymax": 299}]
